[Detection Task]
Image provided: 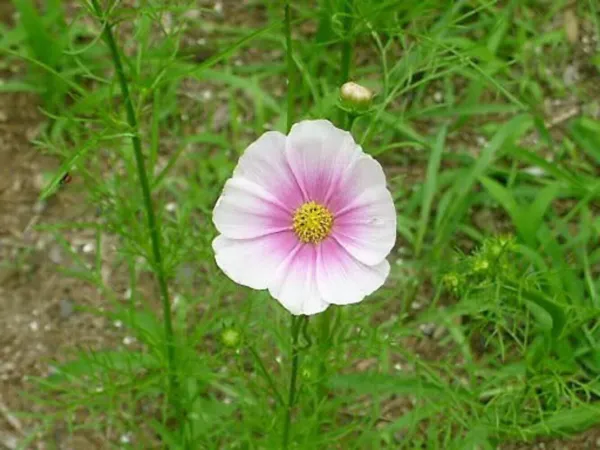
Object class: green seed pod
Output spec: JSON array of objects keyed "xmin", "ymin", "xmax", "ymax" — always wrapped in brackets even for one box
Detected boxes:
[{"xmin": 221, "ymin": 328, "xmax": 241, "ymax": 348}]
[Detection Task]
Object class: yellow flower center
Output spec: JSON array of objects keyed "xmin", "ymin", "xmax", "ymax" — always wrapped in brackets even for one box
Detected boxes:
[{"xmin": 292, "ymin": 201, "xmax": 333, "ymax": 244}]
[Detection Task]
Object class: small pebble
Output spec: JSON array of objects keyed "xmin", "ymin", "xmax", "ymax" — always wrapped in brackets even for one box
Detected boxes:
[
  {"xmin": 49, "ymin": 245, "xmax": 63, "ymax": 264},
  {"xmin": 113, "ymin": 320, "xmax": 123, "ymax": 329},
  {"xmin": 524, "ymin": 166, "xmax": 545, "ymax": 177},
  {"xmin": 476, "ymin": 136, "xmax": 488, "ymax": 147},
  {"xmin": 32, "ymin": 200, "xmax": 47, "ymax": 214},
  {"xmin": 29, "ymin": 321, "xmax": 39, "ymax": 332},
  {"xmin": 419, "ymin": 322, "xmax": 436, "ymax": 337},
  {"xmin": 172, "ymin": 294, "xmax": 182, "ymax": 309},
  {"xmin": 82, "ymin": 242, "xmax": 95, "ymax": 254},
  {"xmin": 562, "ymin": 64, "xmax": 579, "ymax": 86},
  {"xmin": 123, "ymin": 336, "xmax": 135, "ymax": 345}
]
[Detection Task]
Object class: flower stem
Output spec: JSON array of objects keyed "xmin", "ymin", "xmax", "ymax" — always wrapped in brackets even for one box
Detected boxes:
[
  {"xmin": 90, "ymin": 0, "xmax": 177, "ymax": 407},
  {"xmin": 282, "ymin": 315, "xmax": 304, "ymax": 449},
  {"xmin": 340, "ymin": 0, "xmax": 354, "ymax": 85},
  {"xmin": 347, "ymin": 113, "xmax": 358, "ymax": 132},
  {"xmin": 316, "ymin": 309, "xmax": 332, "ymax": 401},
  {"xmin": 338, "ymin": 0, "xmax": 354, "ymax": 124},
  {"xmin": 284, "ymin": 1, "xmax": 295, "ymax": 133},
  {"xmin": 249, "ymin": 345, "xmax": 285, "ymax": 407}
]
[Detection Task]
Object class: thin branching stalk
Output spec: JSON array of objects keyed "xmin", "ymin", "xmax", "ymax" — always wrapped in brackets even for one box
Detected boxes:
[
  {"xmin": 282, "ymin": 316, "xmax": 304, "ymax": 449},
  {"xmin": 284, "ymin": 2, "xmax": 294, "ymax": 133},
  {"xmin": 89, "ymin": 0, "xmax": 177, "ymax": 409},
  {"xmin": 340, "ymin": 0, "xmax": 354, "ymax": 86},
  {"xmin": 338, "ymin": 0, "xmax": 355, "ymax": 127},
  {"xmin": 281, "ymin": 4, "xmax": 303, "ymax": 447},
  {"xmin": 249, "ymin": 345, "xmax": 285, "ymax": 407}
]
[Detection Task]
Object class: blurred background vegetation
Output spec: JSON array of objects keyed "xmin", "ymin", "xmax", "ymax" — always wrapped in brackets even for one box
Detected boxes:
[{"xmin": 0, "ymin": 0, "xmax": 599, "ymax": 448}]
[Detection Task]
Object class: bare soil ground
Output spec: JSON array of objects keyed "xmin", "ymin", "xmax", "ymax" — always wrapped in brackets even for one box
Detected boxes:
[{"xmin": 0, "ymin": 91, "xmax": 129, "ymax": 448}]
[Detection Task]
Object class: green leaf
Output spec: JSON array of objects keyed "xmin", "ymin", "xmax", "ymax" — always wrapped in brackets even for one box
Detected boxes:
[
  {"xmin": 415, "ymin": 126, "xmax": 446, "ymax": 256},
  {"xmin": 434, "ymin": 114, "xmax": 532, "ymax": 250},
  {"xmin": 569, "ymin": 117, "xmax": 600, "ymax": 164},
  {"xmin": 509, "ymin": 283, "xmax": 567, "ymax": 341},
  {"xmin": 329, "ymin": 372, "xmax": 461, "ymax": 398},
  {"xmin": 524, "ymin": 300, "xmax": 553, "ymax": 332},
  {"xmin": 524, "ymin": 406, "xmax": 600, "ymax": 436}
]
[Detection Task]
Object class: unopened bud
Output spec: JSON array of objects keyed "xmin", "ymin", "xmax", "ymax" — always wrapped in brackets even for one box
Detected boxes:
[
  {"xmin": 221, "ymin": 328, "xmax": 240, "ymax": 348},
  {"xmin": 339, "ymin": 81, "xmax": 373, "ymax": 112}
]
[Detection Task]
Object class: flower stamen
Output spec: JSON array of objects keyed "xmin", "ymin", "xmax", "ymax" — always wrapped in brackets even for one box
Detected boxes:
[{"xmin": 293, "ymin": 201, "xmax": 333, "ymax": 244}]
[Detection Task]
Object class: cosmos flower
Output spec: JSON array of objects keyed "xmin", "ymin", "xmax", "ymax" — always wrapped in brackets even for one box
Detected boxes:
[{"xmin": 212, "ymin": 120, "xmax": 396, "ymax": 315}]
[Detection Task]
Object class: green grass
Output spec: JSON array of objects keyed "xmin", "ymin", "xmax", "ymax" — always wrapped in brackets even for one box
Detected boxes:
[{"xmin": 3, "ymin": 0, "xmax": 600, "ymax": 448}]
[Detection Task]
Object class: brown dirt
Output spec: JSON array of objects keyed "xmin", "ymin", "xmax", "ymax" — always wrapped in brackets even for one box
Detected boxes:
[{"xmin": 0, "ymin": 90, "xmax": 129, "ymax": 449}]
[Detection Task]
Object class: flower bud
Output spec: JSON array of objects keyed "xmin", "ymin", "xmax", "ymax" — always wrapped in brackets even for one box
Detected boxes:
[
  {"xmin": 221, "ymin": 328, "xmax": 241, "ymax": 348},
  {"xmin": 472, "ymin": 257, "xmax": 489, "ymax": 273},
  {"xmin": 301, "ymin": 368, "xmax": 313, "ymax": 380},
  {"xmin": 339, "ymin": 81, "xmax": 373, "ymax": 113},
  {"xmin": 442, "ymin": 272, "xmax": 462, "ymax": 294}
]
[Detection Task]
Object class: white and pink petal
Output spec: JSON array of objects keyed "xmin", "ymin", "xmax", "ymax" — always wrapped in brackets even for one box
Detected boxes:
[
  {"xmin": 213, "ymin": 177, "xmax": 292, "ymax": 239},
  {"xmin": 316, "ymin": 239, "xmax": 390, "ymax": 305},
  {"xmin": 285, "ymin": 120, "xmax": 362, "ymax": 204},
  {"xmin": 332, "ymin": 187, "xmax": 396, "ymax": 266},
  {"xmin": 233, "ymin": 130, "xmax": 305, "ymax": 210},
  {"xmin": 212, "ymin": 231, "xmax": 298, "ymax": 290},
  {"xmin": 327, "ymin": 154, "xmax": 388, "ymax": 215},
  {"xmin": 268, "ymin": 244, "xmax": 329, "ymax": 315}
]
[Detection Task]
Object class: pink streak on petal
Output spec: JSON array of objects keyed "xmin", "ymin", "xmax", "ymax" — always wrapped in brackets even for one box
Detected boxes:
[
  {"xmin": 234, "ymin": 130, "xmax": 305, "ymax": 211},
  {"xmin": 327, "ymin": 155, "xmax": 388, "ymax": 216},
  {"xmin": 213, "ymin": 177, "xmax": 295, "ymax": 239},
  {"xmin": 330, "ymin": 187, "xmax": 396, "ymax": 266},
  {"xmin": 268, "ymin": 242, "xmax": 329, "ymax": 315},
  {"xmin": 285, "ymin": 120, "xmax": 361, "ymax": 205}
]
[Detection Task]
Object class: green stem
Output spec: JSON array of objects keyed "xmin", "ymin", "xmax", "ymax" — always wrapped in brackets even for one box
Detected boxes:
[
  {"xmin": 316, "ymin": 309, "xmax": 332, "ymax": 401},
  {"xmin": 249, "ymin": 345, "xmax": 285, "ymax": 407},
  {"xmin": 282, "ymin": 316, "xmax": 304, "ymax": 449},
  {"xmin": 90, "ymin": 0, "xmax": 176, "ymax": 406},
  {"xmin": 340, "ymin": 0, "xmax": 354, "ymax": 84},
  {"xmin": 347, "ymin": 113, "xmax": 358, "ymax": 132},
  {"xmin": 284, "ymin": 2, "xmax": 295, "ymax": 133},
  {"xmin": 338, "ymin": 0, "xmax": 354, "ymax": 124}
]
